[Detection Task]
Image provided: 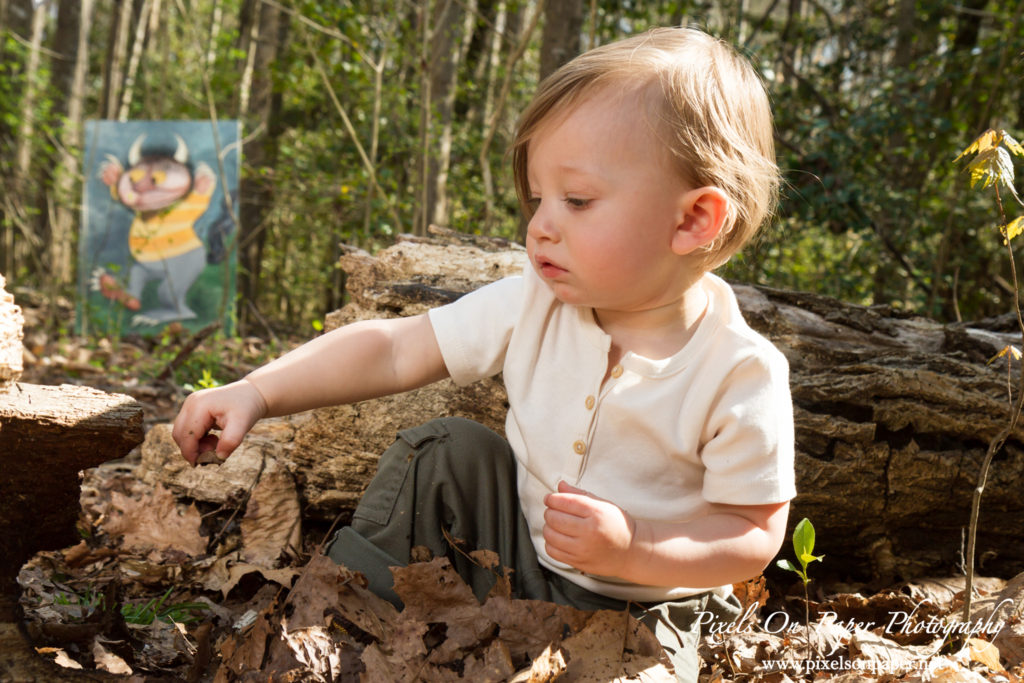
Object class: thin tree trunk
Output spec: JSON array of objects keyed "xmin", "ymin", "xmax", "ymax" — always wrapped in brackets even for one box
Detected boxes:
[
  {"xmin": 237, "ymin": 2, "xmax": 285, "ymax": 332},
  {"xmin": 361, "ymin": 53, "xmax": 385, "ymax": 241},
  {"xmin": 50, "ymin": 0, "xmax": 94, "ymax": 287},
  {"xmin": 428, "ymin": 0, "xmax": 473, "ymax": 228},
  {"xmin": 478, "ymin": 0, "xmax": 544, "ymax": 237},
  {"xmin": 478, "ymin": 0, "xmax": 507, "ymax": 227},
  {"xmin": 236, "ymin": 0, "xmax": 259, "ymax": 116},
  {"xmin": 14, "ymin": 0, "xmax": 47, "ymax": 183},
  {"xmin": 205, "ymin": 0, "xmax": 222, "ymax": 75},
  {"xmin": 416, "ymin": 0, "xmax": 432, "ymax": 236},
  {"xmin": 539, "ymin": 0, "xmax": 584, "ymax": 81},
  {"xmin": 117, "ymin": 0, "xmax": 152, "ymax": 121},
  {"xmin": 104, "ymin": 0, "xmax": 133, "ymax": 119}
]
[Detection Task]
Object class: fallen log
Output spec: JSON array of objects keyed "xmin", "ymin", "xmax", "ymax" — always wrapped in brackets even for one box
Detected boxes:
[
  {"xmin": 0, "ymin": 274, "xmax": 145, "ymax": 680},
  {"xmin": 139, "ymin": 234, "xmax": 1024, "ymax": 584}
]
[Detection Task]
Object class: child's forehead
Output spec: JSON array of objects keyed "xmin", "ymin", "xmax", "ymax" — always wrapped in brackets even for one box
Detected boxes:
[{"xmin": 528, "ymin": 85, "xmax": 667, "ymax": 160}]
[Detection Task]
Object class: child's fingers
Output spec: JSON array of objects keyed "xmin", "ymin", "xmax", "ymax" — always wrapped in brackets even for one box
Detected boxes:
[
  {"xmin": 172, "ymin": 412, "xmax": 213, "ymax": 466},
  {"xmin": 544, "ymin": 506, "xmax": 585, "ymax": 535},
  {"xmin": 542, "ymin": 524, "xmax": 580, "ymax": 561},
  {"xmin": 545, "ymin": 491, "xmax": 597, "ymax": 518},
  {"xmin": 556, "ymin": 480, "xmax": 589, "ymax": 496},
  {"xmin": 215, "ymin": 419, "xmax": 248, "ymax": 459}
]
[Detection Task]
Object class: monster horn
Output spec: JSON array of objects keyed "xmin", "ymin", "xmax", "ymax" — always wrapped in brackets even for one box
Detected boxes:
[
  {"xmin": 173, "ymin": 134, "xmax": 189, "ymax": 164},
  {"xmin": 128, "ymin": 134, "xmax": 146, "ymax": 166}
]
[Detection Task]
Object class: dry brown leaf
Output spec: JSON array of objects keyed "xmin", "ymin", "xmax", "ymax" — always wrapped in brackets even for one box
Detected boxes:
[
  {"xmin": 459, "ymin": 639, "xmax": 517, "ymax": 681},
  {"xmin": 967, "ymin": 637, "xmax": 1005, "ymax": 673},
  {"xmin": 217, "ymin": 595, "xmax": 289, "ymax": 680},
  {"xmin": 47, "ymin": 647, "xmax": 84, "ymax": 670},
  {"xmin": 486, "ymin": 595, "xmax": 589, "ymax": 664},
  {"xmin": 902, "ymin": 655, "xmax": 990, "ymax": 683},
  {"xmin": 848, "ymin": 628, "xmax": 933, "ymax": 676},
  {"xmin": 102, "ymin": 482, "xmax": 206, "ymax": 556},
  {"xmin": 993, "ymin": 619, "xmax": 1024, "ymax": 669},
  {"xmin": 240, "ymin": 457, "xmax": 301, "ymax": 568},
  {"xmin": 559, "ymin": 609, "xmax": 674, "ymax": 682},
  {"xmin": 92, "ymin": 638, "xmax": 132, "ymax": 675},
  {"xmin": 733, "ymin": 574, "xmax": 770, "ymax": 611},
  {"xmin": 200, "ymin": 553, "xmax": 300, "ymax": 598},
  {"xmin": 512, "ymin": 642, "xmax": 566, "ymax": 682},
  {"xmin": 899, "ymin": 576, "xmax": 1007, "ymax": 611}
]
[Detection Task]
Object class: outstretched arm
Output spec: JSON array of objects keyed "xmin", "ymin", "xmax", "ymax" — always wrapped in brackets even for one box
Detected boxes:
[
  {"xmin": 172, "ymin": 314, "xmax": 448, "ymax": 464},
  {"xmin": 543, "ymin": 482, "xmax": 789, "ymax": 587}
]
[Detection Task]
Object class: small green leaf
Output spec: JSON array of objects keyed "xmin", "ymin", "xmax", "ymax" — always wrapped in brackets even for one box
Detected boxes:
[
  {"xmin": 776, "ymin": 559, "xmax": 799, "ymax": 573},
  {"xmin": 799, "ymin": 551, "xmax": 825, "ymax": 566},
  {"xmin": 792, "ymin": 517, "xmax": 816, "ymax": 558}
]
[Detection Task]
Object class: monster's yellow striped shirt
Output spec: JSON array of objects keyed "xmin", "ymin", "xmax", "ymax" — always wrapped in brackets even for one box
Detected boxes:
[{"xmin": 128, "ymin": 191, "xmax": 211, "ymax": 262}]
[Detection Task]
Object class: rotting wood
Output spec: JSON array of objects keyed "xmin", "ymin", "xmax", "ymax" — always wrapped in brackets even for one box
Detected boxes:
[{"xmin": 139, "ymin": 233, "xmax": 1024, "ymax": 585}]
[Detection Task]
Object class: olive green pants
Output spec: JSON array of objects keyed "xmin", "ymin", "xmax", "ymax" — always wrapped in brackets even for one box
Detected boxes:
[{"xmin": 326, "ymin": 417, "xmax": 739, "ymax": 681}]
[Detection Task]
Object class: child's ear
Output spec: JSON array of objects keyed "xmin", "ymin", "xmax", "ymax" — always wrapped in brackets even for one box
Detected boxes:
[{"xmin": 671, "ymin": 186, "xmax": 731, "ymax": 256}]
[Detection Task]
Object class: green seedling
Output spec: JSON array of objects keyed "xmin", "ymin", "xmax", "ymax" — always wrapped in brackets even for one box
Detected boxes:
[
  {"xmin": 776, "ymin": 517, "xmax": 824, "ymax": 586},
  {"xmin": 777, "ymin": 517, "xmax": 824, "ymax": 655}
]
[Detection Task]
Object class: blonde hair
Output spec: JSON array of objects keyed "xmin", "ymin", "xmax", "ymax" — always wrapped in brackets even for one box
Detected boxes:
[{"xmin": 511, "ymin": 27, "xmax": 779, "ymax": 270}]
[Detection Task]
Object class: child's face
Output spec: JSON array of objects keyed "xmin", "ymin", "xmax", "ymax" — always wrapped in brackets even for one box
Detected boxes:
[{"xmin": 525, "ymin": 91, "xmax": 695, "ymax": 315}]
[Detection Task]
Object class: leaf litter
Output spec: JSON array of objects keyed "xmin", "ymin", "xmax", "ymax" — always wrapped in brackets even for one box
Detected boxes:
[
  {"xmin": 17, "ymin": 455, "xmax": 1024, "ymax": 682},
  {"xmin": 12, "ymin": 327, "xmax": 1024, "ymax": 681}
]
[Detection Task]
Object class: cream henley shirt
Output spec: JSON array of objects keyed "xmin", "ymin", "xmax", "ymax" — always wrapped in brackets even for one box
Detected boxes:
[{"xmin": 427, "ymin": 266, "xmax": 796, "ymax": 602}]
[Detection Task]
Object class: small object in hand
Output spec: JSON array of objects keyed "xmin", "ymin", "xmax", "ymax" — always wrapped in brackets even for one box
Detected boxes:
[{"xmin": 195, "ymin": 450, "xmax": 224, "ymax": 466}]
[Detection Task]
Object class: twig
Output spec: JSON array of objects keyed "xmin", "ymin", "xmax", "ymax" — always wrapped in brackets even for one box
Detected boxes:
[
  {"xmin": 245, "ymin": 300, "xmax": 281, "ymax": 347},
  {"xmin": 207, "ymin": 454, "xmax": 267, "ymax": 551},
  {"xmin": 963, "ymin": 180, "xmax": 1024, "ymax": 622},
  {"xmin": 156, "ymin": 321, "xmax": 221, "ymax": 381}
]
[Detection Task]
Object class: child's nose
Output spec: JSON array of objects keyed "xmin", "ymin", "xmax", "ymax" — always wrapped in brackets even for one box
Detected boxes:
[{"xmin": 527, "ymin": 204, "xmax": 559, "ymax": 242}]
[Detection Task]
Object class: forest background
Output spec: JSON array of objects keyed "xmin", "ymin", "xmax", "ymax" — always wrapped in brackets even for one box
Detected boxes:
[{"xmin": 2, "ymin": 0, "xmax": 1024, "ymax": 339}]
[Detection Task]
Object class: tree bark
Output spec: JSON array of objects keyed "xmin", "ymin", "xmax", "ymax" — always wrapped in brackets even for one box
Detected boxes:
[
  {"xmin": 237, "ymin": 1, "xmax": 286, "ymax": 333},
  {"xmin": 50, "ymin": 0, "xmax": 94, "ymax": 287},
  {"xmin": 116, "ymin": 0, "xmax": 152, "ymax": 121},
  {"xmin": 13, "ymin": 0, "xmax": 46, "ymax": 188},
  {"xmin": 138, "ymin": 235, "xmax": 1024, "ymax": 585},
  {"xmin": 102, "ymin": 0, "xmax": 133, "ymax": 120},
  {"xmin": 539, "ymin": 0, "xmax": 584, "ymax": 81}
]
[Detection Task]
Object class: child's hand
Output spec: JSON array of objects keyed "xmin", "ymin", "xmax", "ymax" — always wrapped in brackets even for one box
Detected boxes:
[
  {"xmin": 543, "ymin": 480, "xmax": 639, "ymax": 577},
  {"xmin": 172, "ymin": 379, "xmax": 269, "ymax": 466}
]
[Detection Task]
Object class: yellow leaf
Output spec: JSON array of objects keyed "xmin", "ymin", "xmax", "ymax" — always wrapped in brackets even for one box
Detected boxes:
[
  {"xmin": 987, "ymin": 345, "xmax": 1022, "ymax": 365},
  {"xmin": 1003, "ymin": 216, "xmax": 1024, "ymax": 243},
  {"xmin": 956, "ymin": 129, "xmax": 999, "ymax": 162},
  {"xmin": 1002, "ymin": 130, "xmax": 1024, "ymax": 158}
]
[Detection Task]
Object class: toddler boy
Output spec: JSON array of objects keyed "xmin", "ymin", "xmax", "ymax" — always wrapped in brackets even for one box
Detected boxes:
[{"xmin": 174, "ymin": 26, "xmax": 795, "ymax": 681}]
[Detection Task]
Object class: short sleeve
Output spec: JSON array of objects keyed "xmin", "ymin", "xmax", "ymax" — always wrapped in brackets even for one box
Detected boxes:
[
  {"xmin": 700, "ymin": 348, "xmax": 796, "ymax": 505},
  {"xmin": 427, "ymin": 276, "xmax": 524, "ymax": 386}
]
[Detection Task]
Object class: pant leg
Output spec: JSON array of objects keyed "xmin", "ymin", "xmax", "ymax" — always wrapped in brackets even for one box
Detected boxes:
[
  {"xmin": 325, "ymin": 417, "xmax": 549, "ymax": 605},
  {"xmin": 324, "ymin": 416, "xmax": 737, "ymax": 682},
  {"xmin": 546, "ymin": 569, "xmax": 732, "ymax": 683}
]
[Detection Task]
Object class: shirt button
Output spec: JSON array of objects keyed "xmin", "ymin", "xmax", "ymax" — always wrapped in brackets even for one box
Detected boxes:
[
  {"xmin": 610, "ymin": 364, "xmax": 624, "ymax": 378},
  {"xmin": 585, "ymin": 395, "xmax": 595, "ymax": 410},
  {"xmin": 573, "ymin": 440, "xmax": 586, "ymax": 455}
]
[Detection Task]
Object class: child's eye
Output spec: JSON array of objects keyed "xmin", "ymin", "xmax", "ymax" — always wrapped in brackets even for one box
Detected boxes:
[
  {"xmin": 565, "ymin": 197, "xmax": 591, "ymax": 209},
  {"xmin": 527, "ymin": 197, "xmax": 541, "ymax": 212}
]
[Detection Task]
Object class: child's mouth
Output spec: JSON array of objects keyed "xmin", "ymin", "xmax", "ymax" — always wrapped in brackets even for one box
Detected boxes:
[
  {"xmin": 539, "ymin": 262, "xmax": 566, "ymax": 279},
  {"xmin": 536, "ymin": 257, "xmax": 567, "ymax": 279}
]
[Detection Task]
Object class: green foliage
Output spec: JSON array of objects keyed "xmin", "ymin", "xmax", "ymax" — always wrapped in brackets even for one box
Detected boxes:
[
  {"xmin": 4, "ymin": 1, "xmax": 1024, "ymax": 331},
  {"xmin": 776, "ymin": 518, "xmax": 824, "ymax": 586},
  {"xmin": 54, "ymin": 587, "xmax": 209, "ymax": 625}
]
